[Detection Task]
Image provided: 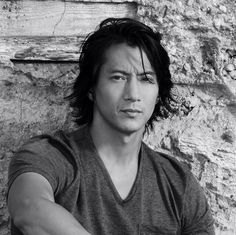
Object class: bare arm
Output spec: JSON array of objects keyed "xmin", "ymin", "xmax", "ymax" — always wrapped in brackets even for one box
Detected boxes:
[{"xmin": 7, "ymin": 172, "xmax": 91, "ymax": 235}]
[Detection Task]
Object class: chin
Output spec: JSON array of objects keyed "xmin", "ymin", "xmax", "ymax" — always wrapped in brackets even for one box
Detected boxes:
[{"xmin": 115, "ymin": 123, "xmax": 145, "ymax": 135}]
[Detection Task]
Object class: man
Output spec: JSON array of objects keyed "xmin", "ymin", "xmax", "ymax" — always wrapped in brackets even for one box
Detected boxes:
[{"xmin": 7, "ymin": 18, "xmax": 215, "ymax": 235}]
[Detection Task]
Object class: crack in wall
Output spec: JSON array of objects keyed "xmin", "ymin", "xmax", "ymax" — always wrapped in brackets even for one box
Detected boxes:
[{"xmin": 53, "ymin": 0, "xmax": 67, "ymax": 36}]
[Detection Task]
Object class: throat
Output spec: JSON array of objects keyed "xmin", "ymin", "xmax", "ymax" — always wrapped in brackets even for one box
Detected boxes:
[
  {"xmin": 103, "ymin": 152, "xmax": 140, "ymax": 200},
  {"xmin": 89, "ymin": 124, "xmax": 142, "ymax": 199}
]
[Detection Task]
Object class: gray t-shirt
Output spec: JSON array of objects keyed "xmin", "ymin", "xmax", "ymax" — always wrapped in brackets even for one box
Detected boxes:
[{"xmin": 8, "ymin": 125, "xmax": 215, "ymax": 235}]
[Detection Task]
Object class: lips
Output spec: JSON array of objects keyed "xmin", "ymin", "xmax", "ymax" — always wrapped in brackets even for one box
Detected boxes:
[
  {"xmin": 120, "ymin": 109, "xmax": 142, "ymax": 116},
  {"xmin": 121, "ymin": 109, "xmax": 142, "ymax": 113}
]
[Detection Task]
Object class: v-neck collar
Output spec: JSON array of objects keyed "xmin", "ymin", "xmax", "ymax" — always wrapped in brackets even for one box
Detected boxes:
[{"xmin": 85, "ymin": 126, "xmax": 144, "ymax": 204}]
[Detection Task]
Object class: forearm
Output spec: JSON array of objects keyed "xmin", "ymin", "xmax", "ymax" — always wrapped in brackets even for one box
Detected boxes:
[{"xmin": 13, "ymin": 197, "xmax": 91, "ymax": 235}]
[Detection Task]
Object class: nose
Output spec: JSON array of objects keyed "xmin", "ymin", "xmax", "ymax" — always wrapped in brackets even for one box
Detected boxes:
[{"xmin": 123, "ymin": 77, "xmax": 141, "ymax": 102}]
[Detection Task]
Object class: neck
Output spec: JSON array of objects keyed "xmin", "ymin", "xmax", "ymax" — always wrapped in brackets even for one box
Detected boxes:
[{"xmin": 89, "ymin": 123, "xmax": 143, "ymax": 165}]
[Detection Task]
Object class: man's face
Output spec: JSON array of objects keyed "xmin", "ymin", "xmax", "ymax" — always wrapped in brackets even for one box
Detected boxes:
[{"xmin": 92, "ymin": 43, "xmax": 159, "ymax": 135}]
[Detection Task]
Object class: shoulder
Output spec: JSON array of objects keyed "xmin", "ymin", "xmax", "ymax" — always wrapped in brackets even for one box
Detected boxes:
[
  {"xmin": 11, "ymin": 125, "xmax": 91, "ymax": 174},
  {"xmin": 18, "ymin": 125, "xmax": 87, "ymax": 154},
  {"xmin": 8, "ymin": 126, "xmax": 87, "ymax": 192},
  {"xmin": 142, "ymin": 142, "xmax": 192, "ymax": 184},
  {"xmin": 141, "ymin": 143, "xmax": 203, "ymax": 205},
  {"xmin": 142, "ymin": 143, "xmax": 215, "ymax": 233}
]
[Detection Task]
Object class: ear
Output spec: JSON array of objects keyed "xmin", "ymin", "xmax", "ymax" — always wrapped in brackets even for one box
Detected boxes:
[{"xmin": 88, "ymin": 89, "xmax": 94, "ymax": 101}]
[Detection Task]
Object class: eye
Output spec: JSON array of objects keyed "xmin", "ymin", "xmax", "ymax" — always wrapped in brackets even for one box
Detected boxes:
[
  {"xmin": 111, "ymin": 75, "xmax": 126, "ymax": 81},
  {"xmin": 140, "ymin": 75, "xmax": 156, "ymax": 84}
]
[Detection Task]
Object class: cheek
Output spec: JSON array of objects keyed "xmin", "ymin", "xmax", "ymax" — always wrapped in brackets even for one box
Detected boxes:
[
  {"xmin": 145, "ymin": 89, "xmax": 159, "ymax": 105},
  {"xmin": 95, "ymin": 86, "xmax": 120, "ymax": 106}
]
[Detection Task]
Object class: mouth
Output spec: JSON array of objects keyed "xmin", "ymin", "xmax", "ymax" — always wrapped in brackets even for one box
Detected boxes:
[
  {"xmin": 120, "ymin": 109, "xmax": 142, "ymax": 114},
  {"xmin": 121, "ymin": 109, "xmax": 142, "ymax": 112}
]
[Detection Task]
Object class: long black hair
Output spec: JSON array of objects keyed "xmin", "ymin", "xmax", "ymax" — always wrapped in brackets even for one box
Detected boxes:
[{"xmin": 66, "ymin": 17, "xmax": 176, "ymax": 131}]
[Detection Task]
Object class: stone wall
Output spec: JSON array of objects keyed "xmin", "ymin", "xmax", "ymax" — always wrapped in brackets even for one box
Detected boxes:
[{"xmin": 0, "ymin": 0, "xmax": 235, "ymax": 234}]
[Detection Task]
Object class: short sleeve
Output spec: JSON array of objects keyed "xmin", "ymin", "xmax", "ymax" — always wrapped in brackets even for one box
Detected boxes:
[
  {"xmin": 8, "ymin": 134, "xmax": 76, "ymax": 197},
  {"xmin": 181, "ymin": 173, "xmax": 215, "ymax": 234}
]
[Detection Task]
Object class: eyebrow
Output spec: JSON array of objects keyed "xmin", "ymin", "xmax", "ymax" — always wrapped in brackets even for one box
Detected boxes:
[{"xmin": 109, "ymin": 70, "xmax": 156, "ymax": 76}]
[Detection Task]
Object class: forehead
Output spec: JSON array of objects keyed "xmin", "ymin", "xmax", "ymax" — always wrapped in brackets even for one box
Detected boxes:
[{"xmin": 102, "ymin": 43, "xmax": 153, "ymax": 72}]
